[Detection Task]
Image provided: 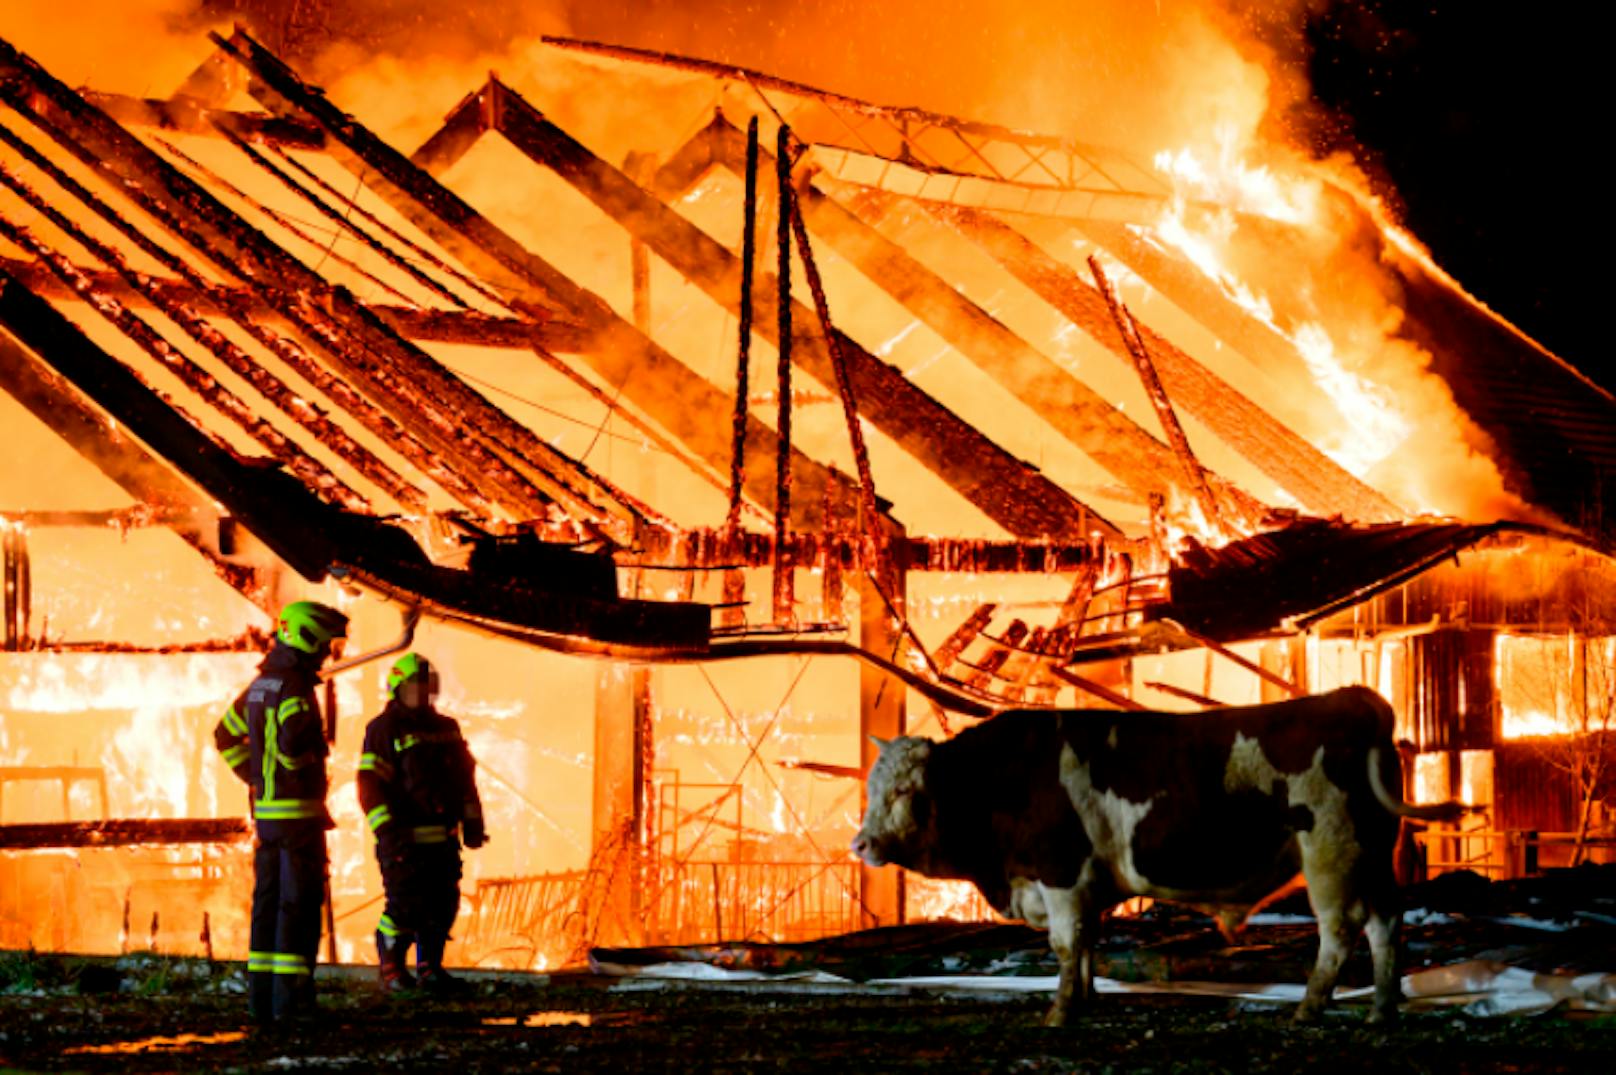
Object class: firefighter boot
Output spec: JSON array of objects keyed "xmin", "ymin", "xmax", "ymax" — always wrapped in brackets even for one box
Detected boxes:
[
  {"xmin": 376, "ymin": 929, "xmax": 417, "ymax": 992},
  {"xmin": 415, "ymin": 932, "xmax": 468, "ymax": 995}
]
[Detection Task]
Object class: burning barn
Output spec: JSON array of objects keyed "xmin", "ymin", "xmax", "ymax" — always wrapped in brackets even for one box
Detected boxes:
[{"xmin": 1, "ymin": 19, "xmax": 1612, "ymax": 978}]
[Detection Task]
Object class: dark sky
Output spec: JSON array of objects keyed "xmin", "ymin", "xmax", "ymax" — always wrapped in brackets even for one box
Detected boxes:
[{"xmin": 1304, "ymin": 2, "xmax": 1605, "ymax": 388}]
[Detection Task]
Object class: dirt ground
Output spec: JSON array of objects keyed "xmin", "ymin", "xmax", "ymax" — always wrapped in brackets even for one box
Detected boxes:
[
  {"xmin": 4, "ymin": 867, "xmax": 1614, "ymax": 1072},
  {"xmin": 1, "ymin": 960, "xmax": 1612, "ymax": 1074}
]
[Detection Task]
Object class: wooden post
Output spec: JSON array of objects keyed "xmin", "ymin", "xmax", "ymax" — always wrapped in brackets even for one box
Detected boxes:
[
  {"xmin": 594, "ymin": 661, "xmax": 653, "ymax": 944},
  {"xmin": 772, "ymin": 123, "xmax": 795, "ymax": 624},
  {"xmin": 857, "ymin": 518, "xmax": 907, "ymax": 928}
]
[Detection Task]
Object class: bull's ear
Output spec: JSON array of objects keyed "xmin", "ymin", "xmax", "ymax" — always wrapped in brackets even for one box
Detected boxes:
[{"xmin": 868, "ymin": 735, "xmax": 891, "ymax": 752}]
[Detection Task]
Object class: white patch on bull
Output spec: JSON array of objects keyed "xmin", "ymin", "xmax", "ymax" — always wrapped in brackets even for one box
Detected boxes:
[
  {"xmin": 1057, "ymin": 742, "xmax": 1157, "ymax": 893},
  {"xmin": 1007, "ymin": 876, "xmax": 1049, "ymax": 928},
  {"xmin": 1223, "ymin": 733, "xmax": 1360, "ymax": 906}
]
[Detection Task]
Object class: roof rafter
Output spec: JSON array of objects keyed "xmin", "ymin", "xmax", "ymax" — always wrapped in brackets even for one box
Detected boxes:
[
  {"xmin": 441, "ymin": 79, "xmax": 1115, "ymax": 541},
  {"xmin": 0, "ymin": 35, "xmax": 642, "ymax": 536},
  {"xmin": 919, "ymin": 202, "xmax": 1405, "ymax": 522},
  {"xmin": 674, "ymin": 114, "xmax": 1267, "ymax": 522},
  {"xmin": 211, "ymin": 27, "xmax": 860, "ymax": 532}
]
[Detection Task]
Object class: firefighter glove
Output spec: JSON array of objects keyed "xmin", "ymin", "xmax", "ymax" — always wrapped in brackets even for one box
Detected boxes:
[{"xmin": 463, "ymin": 820, "xmax": 488, "ymax": 849}]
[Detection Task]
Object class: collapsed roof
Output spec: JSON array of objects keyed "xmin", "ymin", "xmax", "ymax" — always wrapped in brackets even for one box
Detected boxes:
[{"xmin": 1, "ymin": 28, "xmax": 1610, "ymax": 709}]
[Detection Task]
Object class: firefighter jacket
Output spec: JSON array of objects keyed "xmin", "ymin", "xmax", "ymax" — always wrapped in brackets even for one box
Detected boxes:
[
  {"xmin": 213, "ymin": 643, "xmax": 330, "ymax": 824},
  {"xmin": 357, "ymin": 700, "xmax": 483, "ymax": 848}
]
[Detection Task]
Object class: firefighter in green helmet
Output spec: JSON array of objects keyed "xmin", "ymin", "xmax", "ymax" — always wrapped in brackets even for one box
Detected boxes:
[
  {"xmin": 214, "ymin": 599, "xmax": 348, "ymax": 1024},
  {"xmin": 357, "ymin": 653, "xmax": 486, "ymax": 992}
]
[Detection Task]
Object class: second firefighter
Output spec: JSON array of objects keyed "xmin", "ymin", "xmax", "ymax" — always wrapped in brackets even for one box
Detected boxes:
[{"xmin": 356, "ymin": 653, "xmax": 486, "ymax": 991}]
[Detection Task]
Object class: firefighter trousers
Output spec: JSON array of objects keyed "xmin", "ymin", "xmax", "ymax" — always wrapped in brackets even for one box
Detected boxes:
[
  {"xmin": 376, "ymin": 838, "xmax": 462, "ymax": 967},
  {"xmin": 249, "ymin": 820, "xmax": 328, "ymax": 1022}
]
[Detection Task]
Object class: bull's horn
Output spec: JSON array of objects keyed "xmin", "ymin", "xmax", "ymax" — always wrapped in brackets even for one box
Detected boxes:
[{"xmin": 868, "ymin": 735, "xmax": 891, "ymax": 751}]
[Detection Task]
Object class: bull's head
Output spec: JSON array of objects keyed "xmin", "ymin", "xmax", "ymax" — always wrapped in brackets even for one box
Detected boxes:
[{"xmin": 852, "ymin": 734, "xmax": 936, "ymax": 871}]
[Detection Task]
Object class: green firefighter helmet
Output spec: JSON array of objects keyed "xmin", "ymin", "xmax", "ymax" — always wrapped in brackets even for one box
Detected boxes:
[
  {"xmin": 275, "ymin": 600, "xmax": 349, "ymax": 655},
  {"xmin": 387, "ymin": 652, "xmax": 439, "ymax": 699}
]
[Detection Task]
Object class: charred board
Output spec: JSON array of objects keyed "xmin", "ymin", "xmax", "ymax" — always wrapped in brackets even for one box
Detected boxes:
[{"xmin": 0, "ymin": 818, "xmax": 250, "ymax": 849}]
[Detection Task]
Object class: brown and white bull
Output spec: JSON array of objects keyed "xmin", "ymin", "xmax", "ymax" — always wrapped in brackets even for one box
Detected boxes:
[{"xmin": 852, "ymin": 686, "xmax": 1463, "ymax": 1026}]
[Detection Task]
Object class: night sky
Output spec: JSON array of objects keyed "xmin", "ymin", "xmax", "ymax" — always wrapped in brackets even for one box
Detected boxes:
[{"xmin": 1305, "ymin": 2, "xmax": 1604, "ymax": 388}]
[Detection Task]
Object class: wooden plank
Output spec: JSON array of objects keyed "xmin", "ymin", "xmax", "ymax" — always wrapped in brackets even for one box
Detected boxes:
[{"xmin": 0, "ymin": 818, "xmax": 250, "ymax": 849}]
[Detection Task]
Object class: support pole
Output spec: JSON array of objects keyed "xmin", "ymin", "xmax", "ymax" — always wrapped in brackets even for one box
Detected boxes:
[
  {"xmin": 785, "ymin": 151, "xmax": 884, "ymax": 578},
  {"xmin": 857, "ymin": 518, "xmax": 908, "ymax": 927},
  {"xmin": 594, "ymin": 662, "xmax": 653, "ymax": 945},
  {"xmin": 772, "ymin": 123, "xmax": 795, "ymax": 625},
  {"xmin": 728, "ymin": 117, "xmax": 760, "ymax": 536}
]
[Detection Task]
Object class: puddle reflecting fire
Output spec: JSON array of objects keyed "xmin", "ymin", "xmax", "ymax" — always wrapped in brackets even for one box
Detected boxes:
[
  {"xmin": 63, "ymin": 1031, "xmax": 246, "ymax": 1055},
  {"xmin": 482, "ymin": 1011, "xmax": 595, "ymax": 1028}
]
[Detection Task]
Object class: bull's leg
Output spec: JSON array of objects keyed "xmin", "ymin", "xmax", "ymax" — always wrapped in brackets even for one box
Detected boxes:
[
  {"xmin": 1296, "ymin": 853, "xmax": 1367, "ymax": 1024},
  {"xmin": 1363, "ymin": 874, "xmax": 1404, "ymax": 1026},
  {"xmin": 1038, "ymin": 884, "xmax": 1094, "ymax": 1027}
]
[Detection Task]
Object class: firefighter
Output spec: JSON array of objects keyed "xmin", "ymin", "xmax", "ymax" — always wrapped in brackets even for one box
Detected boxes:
[
  {"xmin": 356, "ymin": 653, "xmax": 486, "ymax": 992},
  {"xmin": 214, "ymin": 599, "xmax": 348, "ymax": 1024}
]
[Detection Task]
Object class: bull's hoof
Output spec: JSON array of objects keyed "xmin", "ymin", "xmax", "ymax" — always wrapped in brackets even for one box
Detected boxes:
[
  {"xmin": 1292, "ymin": 1002, "xmax": 1323, "ymax": 1025},
  {"xmin": 1040, "ymin": 1005, "xmax": 1070, "ymax": 1028},
  {"xmin": 1366, "ymin": 1006, "xmax": 1400, "ymax": 1028}
]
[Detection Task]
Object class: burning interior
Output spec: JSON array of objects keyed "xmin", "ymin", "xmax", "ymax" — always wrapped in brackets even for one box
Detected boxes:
[{"xmin": 1, "ymin": 19, "xmax": 1613, "ymax": 976}]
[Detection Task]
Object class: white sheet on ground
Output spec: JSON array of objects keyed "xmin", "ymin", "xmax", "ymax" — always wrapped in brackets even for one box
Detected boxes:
[{"xmin": 598, "ymin": 959, "xmax": 1616, "ymax": 1015}]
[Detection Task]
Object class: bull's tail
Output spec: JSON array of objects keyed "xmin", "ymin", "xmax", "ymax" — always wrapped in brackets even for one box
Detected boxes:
[{"xmin": 1367, "ymin": 746, "xmax": 1468, "ymax": 822}]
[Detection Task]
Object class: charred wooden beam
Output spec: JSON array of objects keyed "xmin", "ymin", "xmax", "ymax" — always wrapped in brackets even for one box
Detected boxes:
[
  {"xmin": 1088, "ymin": 255, "xmax": 1228, "ymax": 533},
  {"xmin": 1051, "ymin": 665, "xmax": 1145, "ymax": 710},
  {"xmin": 0, "ymin": 120, "xmax": 502, "ymax": 516},
  {"xmin": 213, "ymin": 120, "xmax": 477, "ymax": 311},
  {"xmin": 0, "ymin": 328, "xmax": 269, "ymax": 606},
  {"xmin": 772, "ymin": 122, "xmax": 797, "ymax": 623},
  {"xmin": 0, "ymin": 270, "xmax": 336, "ymax": 580},
  {"xmin": 1161, "ymin": 619, "xmax": 1304, "ymax": 698},
  {"xmin": 0, "ymin": 257, "xmax": 587, "ymax": 350},
  {"xmin": 0, "ymin": 506, "xmax": 197, "ymax": 528},
  {"xmin": 0, "ymin": 205, "xmax": 374, "ymax": 514},
  {"xmin": 631, "ymin": 526, "xmax": 1100, "ymax": 573},
  {"xmin": 32, "ymin": 632, "xmax": 269, "ymax": 653},
  {"xmin": 1143, "ymin": 681, "xmax": 1223, "ymax": 707},
  {"xmin": 238, "ymin": 48, "xmax": 854, "ymax": 532},
  {"xmin": 0, "ymin": 38, "xmax": 627, "ymax": 533},
  {"xmin": 267, "ymin": 140, "xmax": 516, "ymax": 313},
  {"xmin": 0, "ymin": 154, "xmax": 425, "ymax": 512},
  {"xmin": 487, "ymin": 100, "xmax": 1109, "ymax": 541},
  {"xmin": 0, "ymin": 818, "xmax": 250, "ymax": 849},
  {"xmin": 80, "ymin": 89, "xmax": 325, "ymax": 149},
  {"xmin": 934, "ymin": 205, "xmax": 1404, "ymax": 523},
  {"xmin": 410, "ymin": 82, "xmax": 501, "ymax": 174},
  {"xmin": 798, "ymin": 167, "xmax": 1265, "ymax": 516},
  {"xmin": 1075, "ymin": 219, "xmax": 1342, "ymax": 417}
]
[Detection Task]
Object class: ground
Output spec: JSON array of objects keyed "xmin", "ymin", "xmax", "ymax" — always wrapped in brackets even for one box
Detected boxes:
[
  {"xmin": 4, "ymin": 867, "xmax": 1613, "ymax": 1072},
  {"xmin": 1, "ymin": 958, "xmax": 1612, "ymax": 1073}
]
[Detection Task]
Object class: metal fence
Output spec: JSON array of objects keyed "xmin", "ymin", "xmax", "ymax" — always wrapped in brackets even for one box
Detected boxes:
[
  {"xmin": 461, "ymin": 858, "xmax": 865, "ymax": 969},
  {"xmin": 1413, "ymin": 828, "xmax": 1616, "ymax": 878}
]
